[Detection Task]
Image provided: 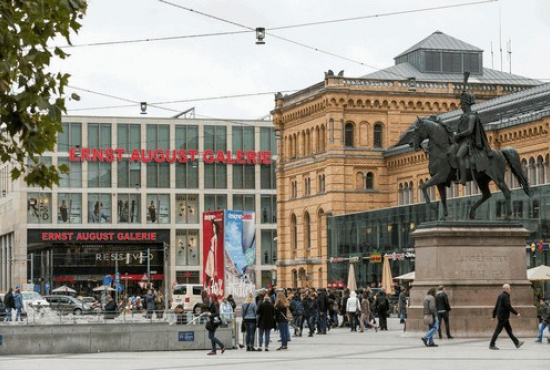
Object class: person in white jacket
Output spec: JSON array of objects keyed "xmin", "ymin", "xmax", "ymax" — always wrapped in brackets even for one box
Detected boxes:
[{"xmin": 346, "ymin": 291, "xmax": 361, "ymax": 332}]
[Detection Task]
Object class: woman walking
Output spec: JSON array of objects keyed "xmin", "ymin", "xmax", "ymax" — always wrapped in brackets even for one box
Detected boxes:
[
  {"xmin": 206, "ymin": 295, "xmax": 226, "ymax": 355},
  {"xmin": 421, "ymin": 287, "xmax": 439, "ymax": 347},
  {"xmin": 257, "ymin": 294, "xmax": 276, "ymax": 351},
  {"xmin": 359, "ymin": 289, "xmax": 379, "ymax": 332},
  {"xmin": 242, "ymin": 292, "xmax": 259, "ymax": 351},
  {"xmin": 274, "ymin": 292, "xmax": 290, "ymax": 350}
]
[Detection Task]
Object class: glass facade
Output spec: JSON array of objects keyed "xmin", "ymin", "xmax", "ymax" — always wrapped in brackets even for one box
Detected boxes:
[{"xmin": 327, "ymin": 185, "xmax": 550, "ymax": 288}]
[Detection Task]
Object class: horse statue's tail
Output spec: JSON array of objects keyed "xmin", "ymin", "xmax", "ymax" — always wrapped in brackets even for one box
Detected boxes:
[{"xmin": 501, "ymin": 148, "xmax": 533, "ymax": 197}]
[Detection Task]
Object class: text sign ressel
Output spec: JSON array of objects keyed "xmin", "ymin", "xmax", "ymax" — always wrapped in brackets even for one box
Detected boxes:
[{"xmin": 178, "ymin": 331, "xmax": 194, "ymax": 342}]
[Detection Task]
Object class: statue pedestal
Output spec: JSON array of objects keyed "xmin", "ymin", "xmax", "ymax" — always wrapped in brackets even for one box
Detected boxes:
[{"xmin": 406, "ymin": 222, "xmax": 537, "ymax": 338}]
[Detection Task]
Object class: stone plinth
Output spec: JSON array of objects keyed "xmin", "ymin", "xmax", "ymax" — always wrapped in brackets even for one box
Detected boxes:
[{"xmin": 406, "ymin": 221, "xmax": 537, "ymax": 338}]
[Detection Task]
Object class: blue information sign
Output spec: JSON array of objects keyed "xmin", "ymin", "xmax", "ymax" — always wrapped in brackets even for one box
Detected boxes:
[
  {"xmin": 117, "ymin": 284, "xmax": 123, "ymax": 292},
  {"xmin": 103, "ymin": 275, "xmax": 112, "ymax": 286},
  {"xmin": 34, "ymin": 284, "xmax": 40, "ymax": 292},
  {"xmin": 178, "ymin": 331, "xmax": 194, "ymax": 342},
  {"xmin": 45, "ymin": 283, "xmax": 50, "ymax": 292}
]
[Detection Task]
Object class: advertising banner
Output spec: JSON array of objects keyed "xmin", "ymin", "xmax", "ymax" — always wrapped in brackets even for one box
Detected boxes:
[{"xmin": 202, "ymin": 211, "xmax": 225, "ymax": 298}]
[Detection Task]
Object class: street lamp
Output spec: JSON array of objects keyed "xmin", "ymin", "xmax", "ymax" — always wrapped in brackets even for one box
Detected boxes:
[
  {"xmin": 140, "ymin": 102, "xmax": 147, "ymax": 115},
  {"xmin": 255, "ymin": 27, "xmax": 266, "ymax": 45}
]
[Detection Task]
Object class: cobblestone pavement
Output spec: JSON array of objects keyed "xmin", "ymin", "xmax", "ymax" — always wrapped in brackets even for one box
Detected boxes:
[{"xmin": 3, "ymin": 318, "xmax": 549, "ymax": 370}]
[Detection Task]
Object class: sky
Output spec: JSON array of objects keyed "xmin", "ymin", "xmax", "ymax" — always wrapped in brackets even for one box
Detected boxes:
[{"xmin": 53, "ymin": 0, "xmax": 550, "ymax": 120}]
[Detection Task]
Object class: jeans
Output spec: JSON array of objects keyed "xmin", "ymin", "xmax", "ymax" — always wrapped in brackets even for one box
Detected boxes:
[
  {"xmin": 318, "ymin": 312, "xmax": 327, "ymax": 333},
  {"xmin": 6, "ymin": 307, "xmax": 12, "ymax": 321},
  {"xmin": 538, "ymin": 322, "xmax": 550, "ymax": 341},
  {"xmin": 307, "ymin": 315, "xmax": 316, "ymax": 334},
  {"xmin": 208, "ymin": 329, "xmax": 224, "ymax": 351},
  {"xmin": 15, "ymin": 307, "xmax": 22, "ymax": 321},
  {"xmin": 348, "ymin": 312, "xmax": 358, "ymax": 330},
  {"xmin": 490, "ymin": 318, "xmax": 519, "ymax": 347},
  {"xmin": 293, "ymin": 315, "xmax": 304, "ymax": 333},
  {"xmin": 330, "ymin": 310, "xmax": 339, "ymax": 327},
  {"xmin": 424, "ymin": 317, "xmax": 439, "ymax": 345},
  {"xmin": 278, "ymin": 321, "xmax": 289, "ymax": 346},
  {"xmin": 437, "ymin": 311, "xmax": 451, "ymax": 338},
  {"xmin": 258, "ymin": 328, "xmax": 271, "ymax": 348},
  {"xmin": 244, "ymin": 321, "xmax": 257, "ymax": 347}
]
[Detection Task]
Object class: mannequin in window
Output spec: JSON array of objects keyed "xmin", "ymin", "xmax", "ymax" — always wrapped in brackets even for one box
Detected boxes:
[
  {"xmin": 60, "ymin": 200, "xmax": 68, "ymax": 223},
  {"xmin": 148, "ymin": 201, "xmax": 157, "ymax": 223}
]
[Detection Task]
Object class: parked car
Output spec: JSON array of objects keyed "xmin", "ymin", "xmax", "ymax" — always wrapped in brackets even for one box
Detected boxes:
[
  {"xmin": 44, "ymin": 295, "xmax": 92, "ymax": 315},
  {"xmin": 20, "ymin": 291, "xmax": 50, "ymax": 316},
  {"xmin": 172, "ymin": 284, "xmax": 203, "ymax": 315},
  {"xmin": 78, "ymin": 296, "xmax": 101, "ymax": 312}
]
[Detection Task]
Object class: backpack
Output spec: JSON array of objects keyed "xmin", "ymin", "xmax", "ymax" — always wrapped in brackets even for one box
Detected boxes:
[
  {"xmin": 4, "ymin": 292, "xmax": 14, "ymax": 308},
  {"xmin": 377, "ymin": 297, "xmax": 388, "ymax": 311},
  {"xmin": 295, "ymin": 300, "xmax": 305, "ymax": 316}
]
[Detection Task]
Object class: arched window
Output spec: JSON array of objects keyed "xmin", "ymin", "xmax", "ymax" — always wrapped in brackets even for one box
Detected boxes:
[
  {"xmin": 398, "ymin": 183, "xmax": 404, "ymax": 205},
  {"xmin": 374, "ymin": 123, "xmax": 383, "ymax": 148},
  {"xmin": 304, "ymin": 212, "xmax": 311, "ymax": 252},
  {"xmin": 320, "ymin": 125, "xmax": 326, "ymax": 151},
  {"xmin": 408, "ymin": 181, "xmax": 414, "ymax": 204},
  {"xmin": 345, "ymin": 122, "xmax": 354, "ymax": 147},
  {"xmin": 291, "ymin": 214, "xmax": 298, "ymax": 253},
  {"xmin": 316, "ymin": 208, "xmax": 324, "ymax": 256},
  {"xmin": 529, "ymin": 157, "xmax": 536, "ymax": 185},
  {"xmin": 537, "ymin": 155, "xmax": 545, "ymax": 185},
  {"xmin": 366, "ymin": 172, "xmax": 374, "ymax": 190}
]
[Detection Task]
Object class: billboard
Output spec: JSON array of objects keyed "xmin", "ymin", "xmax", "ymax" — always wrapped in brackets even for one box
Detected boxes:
[
  {"xmin": 202, "ymin": 210, "xmax": 256, "ymax": 300},
  {"xmin": 202, "ymin": 211, "xmax": 225, "ymax": 298}
]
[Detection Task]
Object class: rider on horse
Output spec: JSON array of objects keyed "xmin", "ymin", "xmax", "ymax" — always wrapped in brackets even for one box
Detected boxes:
[{"xmin": 451, "ymin": 91, "xmax": 492, "ymax": 185}]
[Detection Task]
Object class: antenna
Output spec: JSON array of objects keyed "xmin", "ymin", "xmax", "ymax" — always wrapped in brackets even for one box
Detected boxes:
[
  {"xmin": 490, "ymin": 42, "xmax": 494, "ymax": 69},
  {"xmin": 499, "ymin": 4, "xmax": 503, "ymax": 72},
  {"xmin": 507, "ymin": 39, "xmax": 512, "ymax": 73}
]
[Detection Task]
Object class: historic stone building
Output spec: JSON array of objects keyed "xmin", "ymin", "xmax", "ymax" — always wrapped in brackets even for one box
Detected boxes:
[{"xmin": 271, "ymin": 31, "xmax": 542, "ymax": 288}]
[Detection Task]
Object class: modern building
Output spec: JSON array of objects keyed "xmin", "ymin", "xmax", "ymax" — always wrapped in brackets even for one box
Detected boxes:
[
  {"xmin": 271, "ymin": 31, "xmax": 542, "ymax": 288},
  {"xmin": 0, "ymin": 115, "xmax": 278, "ymax": 295}
]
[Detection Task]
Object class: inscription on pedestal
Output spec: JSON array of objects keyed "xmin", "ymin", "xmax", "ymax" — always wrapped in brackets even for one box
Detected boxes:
[{"xmin": 455, "ymin": 253, "xmax": 508, "ymax": 278}]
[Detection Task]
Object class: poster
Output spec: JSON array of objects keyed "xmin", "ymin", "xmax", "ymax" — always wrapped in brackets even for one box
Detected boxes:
[{"xmin": 202, "ymin": 211, "xmax": 225, "ymax": 298}]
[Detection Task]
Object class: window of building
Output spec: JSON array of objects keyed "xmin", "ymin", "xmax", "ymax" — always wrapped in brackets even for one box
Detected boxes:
[
  {"xmin": 175, "ymin": 194, "xmax": 199, "ymax": 224},
  {"xmin": 204, "ymin": 163, "xmax": 227, "ymax": 189},
  {"xmin": 58, "ymin": 158, "xmax": 82, "ymax": 188},
  {"xmin": 260, "ymin": 127, "xmax": 276, "ymax": 152},
  {"xmin": 318, "ymin": 174, "xmax": 325, "ymax": 194},
  {"xmin": 233, "ymin": 126, "xmax": 255, "ymax": 151},
  {"xmin": 117, "ymin": 194, "xmax": 141, "ymax": 223},
  {"xmin": 88, "ymin": 193, "xmax": 111, "ymax": 223},
  {"xmin": 147, "ymin": 162, "xmax": 170, "ymax": 188},
  {"xmin": 88, "ymin": 123, "xmax": 111, "ymax": 149},
  {"xmin": 291, "ymin": 214, "xmax": 297, "ymax": 253},
  {"xmin": 366, "ymin": 172, "xmax": 374, "ymax": 190},
  {"xmin": 261, "ymin": 229, "xmax": 277, "ymax": 265},
  {"xmin": 304, "ymin": 212, "xmax": 311, "ymax": 251},
  {"xmin": 88, "ymin": 162, "xmax": 112, "ymax": 187},
  {"xmin": 175, "ymin": 125, "xmax": 199, "ymax": 152},
  {"xmin": 146, "ymin": 124, "xmax": 170, "ymax": 150},
  {"xmin": 176, "ymin": 162, "xmax": 199, "ymax": 189},
  {"xmin": 261, "ymin": 195, "xmax": 277, "ymax": 224},
  {"xmin": 292, "ymin": 180, "xmax": 297, "ymax": 198},
  {"xmin": 345, "ymin": 122, "xmax": 354, "ymax": 147},
  {"xmin": 27, "ymin": 193, "xmax": 52, "ymax": 224},
  {"xmin": 146, "ymin": 194, "xmax": 170, "ymax": 224},
  {"xmin": 58, "ymin": 193, "xmax": 82, "ymax": 224},
  {"xmin": 204, "ymin": 125, "xmax": 227, "ymax": 152},
  {"xmin": 204, "ymin": 194, "xmax": 227, "ymax": 212},
  {"xmin": 233, "ymin": 165, "xmax": 255, "ymax": 189},
  {"xmin": 117, "ymin": 124, "xmax": 141, "ymax": 152},
  {"xmin": 442, "ymin": 52, "xmax": 461, "ymax": 73},
  {"xmin": 118, "ymin": 159, "xmax": 141, "ymax": 188},
  {"xmin": 374, "ymin": 124, "xmax": 383, "ymax": 148},
  {"xmin": 175, "ymin": 229, "xmax": 200, "ymax": 266},
  {"xmin": 233, "ymin": 194, "xmax": 255, "ymax": 213},
  {"xmin": 261, "ymin": 163, "xmax": 276, "ymax": 189},
  {"xmin": 58, "ymin": 122, "xmax": 81, "ymax": 152},
  {"xmin": 304, "ymin": 177, "xmax": 311, "ymax": 196}
]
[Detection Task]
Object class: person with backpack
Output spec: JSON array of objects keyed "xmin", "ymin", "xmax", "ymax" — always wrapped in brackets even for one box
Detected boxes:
[
  {"xmin": 242, "ymin": 292, "xmax": 259, "ymax": 351},
  {"xmin": 375, "ymin": 289, "xmax": 390, "ymax": 331},
  {"xmin": 290, "ymin": 292, "xmax": 305, "ymax": 337},
  {"xmin": 4, "ymin": 287, "xmax": 14, "ymax": 321},
  {"xmin": 316, "ymin": 289, "xmax": 329, "ymax": 334},
  {"xmin": 13, "ymin": 286, "xmax": 23, "ymax": 322}
]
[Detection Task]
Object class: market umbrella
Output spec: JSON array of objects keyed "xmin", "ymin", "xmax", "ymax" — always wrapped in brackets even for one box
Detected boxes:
[
  {"xmin": 381, "ymin": 257, "xmax": 395, "ymax": 295},
  {"xmin": 395, "ymin": 271, "xmax": 415, "ymax": 281},
  {"xmin": 346, "ymin": 264, "xmax": 357, "ymax": 291},
  {"xmin": 51, "ymin": 285, "xmax": 76, "ymax": 294},
  {"xmin": 527, "ymin": 265, "xmax": 550, "ymax": 281},
  {"xmin": 92, "ymin": 285, "xmax": 115, "ymax": 292}
]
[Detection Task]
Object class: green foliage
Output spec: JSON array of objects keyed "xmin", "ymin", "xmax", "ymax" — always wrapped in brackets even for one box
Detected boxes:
[{"xmin": 0, "ymin": 0, "xmax": 87, "ymax": 188}]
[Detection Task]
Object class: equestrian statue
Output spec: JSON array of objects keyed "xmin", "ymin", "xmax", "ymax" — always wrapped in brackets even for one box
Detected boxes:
[{"xmin": 400, "ymin": 73, "xmax": 532, "ymax": 220}]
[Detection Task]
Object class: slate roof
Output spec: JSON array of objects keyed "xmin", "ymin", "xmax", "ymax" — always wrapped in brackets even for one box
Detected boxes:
[{"xmin": 394, "ymin": 31, "xmax": 482, "ymax": 59}]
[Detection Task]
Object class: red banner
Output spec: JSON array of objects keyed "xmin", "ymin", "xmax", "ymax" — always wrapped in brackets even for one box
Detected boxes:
[{"xmin": 203, "ymin": 211, "xmax": 225, "ymax": 298}]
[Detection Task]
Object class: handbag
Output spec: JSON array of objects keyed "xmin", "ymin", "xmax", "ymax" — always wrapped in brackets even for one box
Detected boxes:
[
  {"xmin": 423, "ymin": 314, "xmax": 434, "ymax": 326},
  {"xmin": 241, "ymin": 303, "xmax": 250, "ymax": 332}
]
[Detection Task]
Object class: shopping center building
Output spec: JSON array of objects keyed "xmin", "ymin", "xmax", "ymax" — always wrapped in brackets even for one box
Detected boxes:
[{"xmin": 0, "ymin": 116, "xmax": 278, "ymax": 295}]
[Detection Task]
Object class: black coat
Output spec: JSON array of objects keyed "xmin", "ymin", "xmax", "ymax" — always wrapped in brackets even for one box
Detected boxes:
[
  {"xmin": 257, "ymin": 300, "xmax": 276, "ymax": 330},
  {"xmin": 436, "ymin": 291, "xmax": 451, "ymax": 312},
  {"xmin": 492, "ymin": 291, "xmax": 518, "ymax": 320},
  {"xmin": 274, "ymin": 305, "xmax": 288, "ymax": 323}
]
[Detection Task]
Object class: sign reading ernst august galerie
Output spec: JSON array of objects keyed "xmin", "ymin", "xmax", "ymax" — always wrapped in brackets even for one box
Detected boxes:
[{"xmin": 69, "ymin": 147, "xmax": 272, "ymax": 164}]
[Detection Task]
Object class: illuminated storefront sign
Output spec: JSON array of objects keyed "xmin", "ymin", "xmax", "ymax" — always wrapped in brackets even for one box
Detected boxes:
[{"xmin": 69, "ymin": 147, "xmax": 272, "ymax": 165}]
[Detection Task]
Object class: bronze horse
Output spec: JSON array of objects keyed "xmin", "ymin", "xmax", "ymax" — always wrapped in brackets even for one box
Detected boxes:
[{"xmin": 406, "ymin": 117, "xmax": 531, "ymax": 220}]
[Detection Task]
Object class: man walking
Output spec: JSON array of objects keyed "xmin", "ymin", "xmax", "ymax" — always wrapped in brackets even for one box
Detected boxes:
[
  {"xmin": 489, "ymin": 284, "xmax": 524, "ymax": 350},
  {"xmin": 535, "ymin": 299, "xmax": 550, "ymax": 343},
  {"xmin": 436, "ymin": 286, "xmax": 454, "ymax": 339}
]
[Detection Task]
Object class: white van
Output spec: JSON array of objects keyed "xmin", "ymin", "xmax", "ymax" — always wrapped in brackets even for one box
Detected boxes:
[{"xmin": 172, "ymin": 284, "xmax": 203, "ymax": 315}]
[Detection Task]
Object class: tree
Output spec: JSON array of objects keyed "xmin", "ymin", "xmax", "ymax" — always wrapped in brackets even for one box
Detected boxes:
[{"xmin": 0, "ymin": 0, "xmax": 87, "ymax": 188}]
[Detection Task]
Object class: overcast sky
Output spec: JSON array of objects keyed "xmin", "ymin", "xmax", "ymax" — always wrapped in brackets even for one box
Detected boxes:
[{"xmin": 54, "ymin": 0, "xmax": 550, "ymax": 120}]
